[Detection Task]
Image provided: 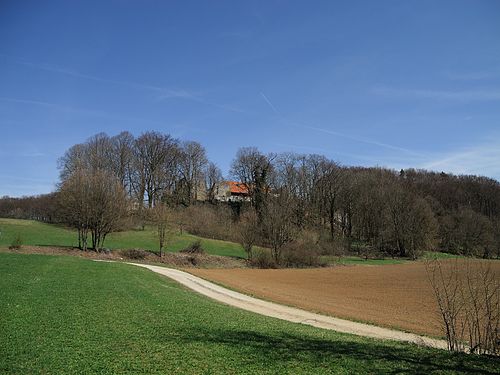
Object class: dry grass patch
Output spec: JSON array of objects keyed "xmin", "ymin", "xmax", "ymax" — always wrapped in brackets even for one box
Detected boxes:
[{"xmin": 0, "ymin": 245, "xmax": 245, "ymax": 268}]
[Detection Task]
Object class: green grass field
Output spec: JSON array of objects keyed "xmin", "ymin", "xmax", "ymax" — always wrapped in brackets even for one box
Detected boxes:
[
  {"xmin": 322, "ymin": 255, "xmax": 408, "ymax": 266},
  {"xmin": 0, "ymin": 218, "xmax": 466, "ymax": 266},
  {"xmin": 0, "ymin": 218, "xmax": 246, "ymax": 258},
  {"xmin": 324, "ymin": 252, "xmax": 464, "ymax": 266},
  {"xmin": 1, "ymin": 252, "xmax": 497, "ymax": 374}
]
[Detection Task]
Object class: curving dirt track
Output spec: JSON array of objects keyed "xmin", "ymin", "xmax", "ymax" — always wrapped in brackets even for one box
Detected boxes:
[
  {"xmin": 189, "ymin": 261, "xmax": 500, "ymax": 338},
  {"xmin": 121, "ymin": 262, "xmax": 448, "ymax": 349}
]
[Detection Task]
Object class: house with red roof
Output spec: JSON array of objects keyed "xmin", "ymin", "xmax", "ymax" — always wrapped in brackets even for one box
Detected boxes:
[{"xmin": 214, "ymin": 181, "xmax": 251, "ymax": 202}]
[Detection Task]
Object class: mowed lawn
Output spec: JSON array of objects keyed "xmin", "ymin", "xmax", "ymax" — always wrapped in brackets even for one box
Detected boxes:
[
  {"xmin": 0, "ymin": 218, "xmax": 246, "ymax": 258},
  {"xmin": 1, "ymin": 253, "xmax": 498, "ymax": 374}
]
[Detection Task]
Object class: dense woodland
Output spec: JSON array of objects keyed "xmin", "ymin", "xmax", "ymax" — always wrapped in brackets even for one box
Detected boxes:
[{"xmin": 1, "ymin": 131, "xmax": 499, "ymax": 263}]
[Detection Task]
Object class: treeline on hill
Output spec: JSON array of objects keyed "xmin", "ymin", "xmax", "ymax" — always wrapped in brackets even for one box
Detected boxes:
[{"xmin": 1, "ymin": 131, "xmax": 499, "ymax": 265}]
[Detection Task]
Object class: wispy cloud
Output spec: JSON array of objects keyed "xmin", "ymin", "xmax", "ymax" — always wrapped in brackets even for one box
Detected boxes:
[
  {"xmin": 0, "ymin": 149, "xmax": 45, "ymax": 158},
  {"xmin": 255, "ymin": 90, "xmax": 423, "ymax": 158},
  {"xmin": 158, "ymin": 93, "xmax": 248, "ymax": 114},
  {"xmin": 0, "ymin": 174, "xmax": 55, "ymax": 183},
  {"xmin": 0, "ymin": 53, "xmax": 190, "ymax": 97},
  {"xmin": 1, "ymin": 53, "xmax": 246, "ymax": 113},
  {"xmin": 444, "ymin": 70, "xmax": 499, "ymax": 81},
  {"xmin": 421, "ymin": 141, "xmax": 500, "ymax": 179},
  {"xmin": 257, "ymin": 89, "xmax": 499, "ymax": 180},
  {"xmin": 303, "ymin": 124, "xmax": 425, "ymax": 157},
  {"xmin": 373, "ymin": 87, "xmax": 500, "ymax": 102},
  {"xmin": 0, "ymin": 96, "xmax": 107, "ymax": 116},
  {"xmin": 260, "ymin": 92, "xmax": 281, "ymax": 115},
  {"xmin": 157, "ymin": 90, "xmax": 199, "ymax": 100},
  {"xmin": 0, "ymin": 183, "xmax": 56, "ymax": 197},
  {"xmin": 205, "ymin": 100, "xmax": 248, "ymax": 114},
  {"xmin": 0, "ymin": 174, "xmax": 58, "ymax": 197},
  {"xmin": 272, "ymin": 142, "xmax": 384, "ymax": 163},
  {"xmin": 274, "ymin": 136, "xmax": 500, "ymax": 181},
  {"xmin": 0, "ymin": 96, "xmax": 182, "ymax": 127}
]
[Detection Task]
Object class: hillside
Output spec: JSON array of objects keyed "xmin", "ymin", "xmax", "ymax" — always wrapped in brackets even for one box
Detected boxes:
[{"xmin": 0, "ymin": 218, "xmax": 246, "ymax": 258}]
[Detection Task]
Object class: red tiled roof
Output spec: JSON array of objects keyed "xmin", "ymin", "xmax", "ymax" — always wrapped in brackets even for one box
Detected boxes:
[{"xmin": 227, "ymin": 181, "xmax": 249, "ymax": 195}]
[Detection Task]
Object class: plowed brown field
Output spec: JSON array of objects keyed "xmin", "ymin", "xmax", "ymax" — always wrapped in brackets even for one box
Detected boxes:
[{"xmin": 189, "ymin": 261, "xmax": 500, "ymax": 337}]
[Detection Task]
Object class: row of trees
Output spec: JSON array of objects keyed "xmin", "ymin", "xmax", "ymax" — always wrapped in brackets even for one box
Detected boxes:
[
  {"xmin": 1, "ymin": 131, "xmax": 499, "ymax": 259},
  {"xmin": 0, "ymin": 193, "xmax": 58, "ymax": 222},
  {"xmin": 231, "ymin": 148, "xmax": 500, "ymax": 262},
  {"xmin": 58, "ymin": 131, "xmax": 222, "ymax": 207},
  {"xmin": 53, "ymin": 131, "xmax": 221, "ymax": 252}
]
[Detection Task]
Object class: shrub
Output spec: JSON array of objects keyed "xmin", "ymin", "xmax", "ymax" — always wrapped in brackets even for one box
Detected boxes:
[
  {"xmin": 426, "ymin": 258, "xmax": 499, "ymax": 355},
  {"xmin": 317, "ymin": 230, "xmax": 348, "ymax": 257},
  {"xmin": 186, "ymin": 256, "xmax": 199, "ymax": 266},
  {"xmin": 357, "ymin": 244, "xmax": 377, "ymax": 260},
  {"xmin": 238, "ymin": 210, "xmax": 260, "ymax": 260},
  {"xmin": 282, "ymin": 238, "xmax": 324, "ymax": 268},
  {"xmin": 120, "ymin": 249, "xmax": 147, "ymax": 260},
  {"xmin": 249, "ymin": 249, "xmax": 277, "ymax": 269},
  {"xmin": 181, "ymin": 204, "xmax": 236, "ymax": 242},
  {"xmin": 180, "ymin": 240, "xmax": 205, "ymax": 254},
  {"xmin": 9, "ymin": 234, "xmax": 23, "ymax": 250}
]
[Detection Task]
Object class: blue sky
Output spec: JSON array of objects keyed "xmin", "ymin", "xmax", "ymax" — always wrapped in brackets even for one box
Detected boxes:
[{"xmin": 1, "ymin": 0, "xmax": 500, "ymax": 197}]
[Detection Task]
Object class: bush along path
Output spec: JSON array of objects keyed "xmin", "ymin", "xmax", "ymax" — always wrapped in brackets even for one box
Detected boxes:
[{"xmin": 99, "ymin": 261, "xmax": 449, "ymax": 350}]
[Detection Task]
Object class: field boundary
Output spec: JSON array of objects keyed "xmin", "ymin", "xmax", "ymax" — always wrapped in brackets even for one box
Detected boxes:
[{"xmin": 100, "ymin": 260, "xmax": 449, "ymax": 350}]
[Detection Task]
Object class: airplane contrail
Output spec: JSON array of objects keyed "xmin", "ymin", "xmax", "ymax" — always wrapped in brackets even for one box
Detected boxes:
[{"xmin": 260, "ymin": 92, "xmax": 280, "ymax": 115}]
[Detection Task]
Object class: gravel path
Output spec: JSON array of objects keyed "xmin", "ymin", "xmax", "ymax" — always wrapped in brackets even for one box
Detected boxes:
[{"xmin": 122, "ymin": 262, "xmax": 448, "ymax": 350}]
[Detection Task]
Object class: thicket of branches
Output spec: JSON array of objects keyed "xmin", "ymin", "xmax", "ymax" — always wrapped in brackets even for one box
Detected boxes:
[
  {"xmin": 0, "ymin": 193, "xmax": 58, "ymax": 222},
  {"xmin": 57, "ymin": 131, "xmax": 217, "ymax": 208},
  {"xmin": 426, "ymin": 259, "xmax": 499, "ymax": 355},
  {"xmin": 57, "ymin": 169, "xmax": 128, "ymax": 250},
  {"xmin": 232, "ymin": 149, "xmax": 500, "ymax": 263},
  {"xmin": 1, "ymin": 131, "xmax": 499, "ymax": 260}
]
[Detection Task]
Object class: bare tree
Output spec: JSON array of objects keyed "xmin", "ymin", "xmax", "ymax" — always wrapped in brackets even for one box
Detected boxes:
[
  {"xmin": 350, "ymin": 168, "xmax": 392, "ymax": 254},
  {"xmin": 316, "ymin": 161, "xmax": 344, "ymax": 240},
  {"xmin": 261, "ymin": 191, "xmax": 298, "ymax": 264},
  {"xmin": 85, "ymin": 133, "xmax": 114, "ymax": 172},
  {"xmin": 111, "ymin": 131, "xmax": 135, "ymax": 195},
  {"xmin": 462, "ymin": 261, "xmax": 499, "ymax": 355},
  {"xmin": 88, "ymin": 170, "xmax": 128, "ymax": 249},
  {"xmin": 205, "ymin": 162, "xmax": 223, "ymax": 204},
  {"xmin": 0, "ymin": 193, "xmax": 59, "ymax": 223},
  {"xmin": 58, "ymin": 169, "xmax": 92, "ymax": 250},
  {"xmin": 133, "ymin": 131, "xmax": 179, "ymax": 207},
  {"xmin": 178, "ymin": 141, "xmax": 208, "ymax": 204},
  {"xmin": 386, "ymin": 186, "xmax": 437, "ymax": 259},
  {"xmin": 51, "ymin": 131, "xmax": 500, "ymax": 263},
  {"xmin": 440, "ymin": 208, "xmax": 494, "ymax": 257},
  {"xmin": 338, "ymin": 168, "xmax": 356, "ymax": 248},
  {"xmin": 295, "ymin": 154, "xmax": 329, "ymax": 227},
  {"xmin": 150, "ymin": 203, "xmax": 170, "ymax": 257},
  {"xmin": 230, "ymin": 147, "xmax": 274, "ymax": 220},
  {"xmin": 58, "ymin": 169, "xmax": 128, "ymax": 250},
  {"xmin": 59, "ymin": 132, "xmax": 129, "ymax": 190},
  {"xmin": 238, "ymin": 210, "xmax": 260, "ymax": 260},
  {"xmin": 426, "ymin": 259, "xmax": 467, "ymax": 352},
  {"xmin": 58, "ymin": 143, "xmax": 87, "ymax": 182},
  {"xmin": 426, "ymin": 258, "xmax": 499, "ymax": 354},
  {"xmin": 272, "ymin": 153, "xmax": 304, "ymax": 227}
]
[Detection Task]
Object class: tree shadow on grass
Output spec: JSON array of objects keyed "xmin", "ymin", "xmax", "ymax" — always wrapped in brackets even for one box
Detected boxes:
[{"xmin": 162, "ymin": 327, "xmax": 498, "ymax": 374}]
